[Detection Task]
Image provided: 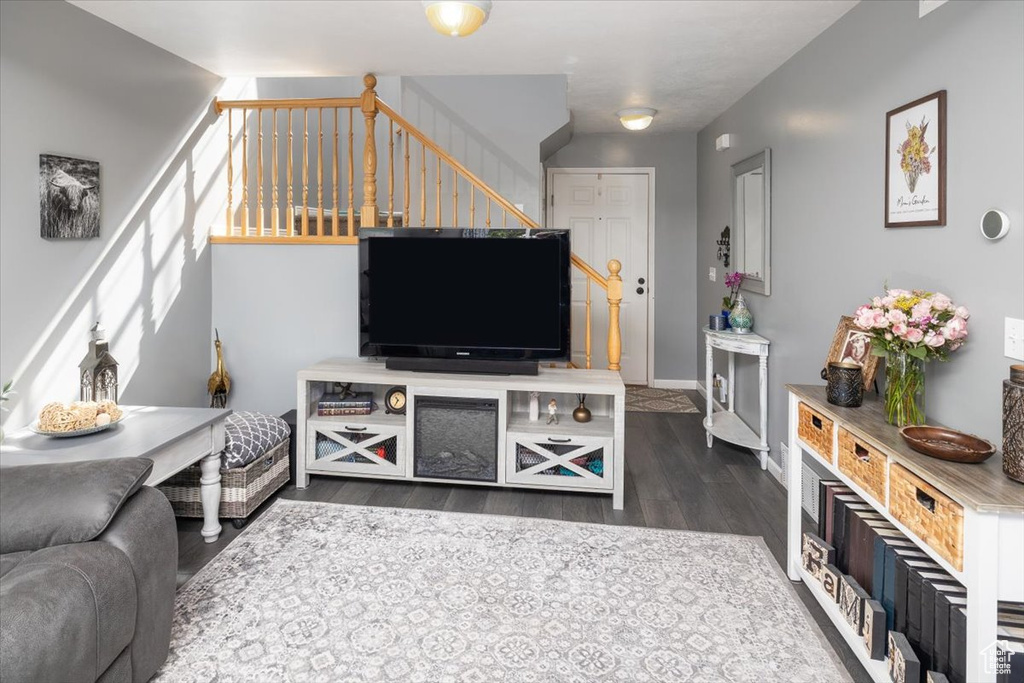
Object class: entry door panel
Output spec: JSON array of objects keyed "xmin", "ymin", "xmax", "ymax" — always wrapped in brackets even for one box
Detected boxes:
[{"xmin": 551, "ymin": 172, "xmax": 649, "ymax": 384}]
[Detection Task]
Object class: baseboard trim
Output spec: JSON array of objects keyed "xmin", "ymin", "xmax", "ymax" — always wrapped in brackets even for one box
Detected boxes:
[
  {"xmin": 650, "ymin": 379, "xmax": 698, "ymax": 390},
  {"xmin": 766, "ymin": 457, "xmax": 785, "ymax": 486}
]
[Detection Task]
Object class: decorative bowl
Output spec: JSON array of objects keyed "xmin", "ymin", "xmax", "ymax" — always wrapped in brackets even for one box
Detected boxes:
[
  {"xmin": 31, "ymin": 419, "xmax": 120, "ymax": 438},
  {"xmin": 898, "ymin": 425, "xmax": 996, "ymax": 463}
]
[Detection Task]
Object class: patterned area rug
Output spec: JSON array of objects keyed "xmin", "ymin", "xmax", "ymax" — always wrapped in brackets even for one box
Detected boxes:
[
  {"xmin": 156, "ymin": 501, "xmax": 849, "ymax": 683},
  {"xmin": 626, "ymin": 385, "xmax": 700, "ymax": 413}
]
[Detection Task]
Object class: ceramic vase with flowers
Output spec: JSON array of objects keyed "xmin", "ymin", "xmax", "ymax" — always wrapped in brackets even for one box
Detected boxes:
[
  {"xmin": 722, "ymin": 272, "xmax": 745, "ymax": 330},
  {"xmin": 854, "ymin": 289, "xmax": 969, "ymax": 426}
]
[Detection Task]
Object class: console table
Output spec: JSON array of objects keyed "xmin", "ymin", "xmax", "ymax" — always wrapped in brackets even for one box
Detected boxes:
[
  {"xmin": 1, "ymin": 406, "xmax": 230, "ymax": 543},
  {"xmin": 703, "ymin": 326, "xmax": 770, "ymax": 469},
  {"xmin": 786, "ymin": 385, "xmax": 1024, "ymax": 683},
  {"xmin": 296, "ymin": 358, "xmax": 627, "ymax": 508}
]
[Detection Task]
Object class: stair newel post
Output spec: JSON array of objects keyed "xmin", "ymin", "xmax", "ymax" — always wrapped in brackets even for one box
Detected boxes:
[
  {"xmin": 360, "ymin": 73, "xmax": 379, "ymax": 228},
  {"xmin": 606, "ymin": 259, "xmax": 623, "ymax": 371}
]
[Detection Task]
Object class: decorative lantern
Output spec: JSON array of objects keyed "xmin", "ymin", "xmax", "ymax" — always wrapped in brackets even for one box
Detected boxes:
[{"xmin": 80, "ymin": 322, "xmax": 118, "ymax": 403}]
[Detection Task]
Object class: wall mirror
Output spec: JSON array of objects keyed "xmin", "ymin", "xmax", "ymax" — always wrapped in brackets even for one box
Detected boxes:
[{"xmin": 731, "ymin": 148, "xmax": 772, "ymax": 296}]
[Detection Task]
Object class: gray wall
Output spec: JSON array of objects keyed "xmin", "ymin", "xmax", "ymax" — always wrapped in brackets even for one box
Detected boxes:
[
  {"xmin": 0, "ymin": 0, "xmax": 223, "ymax": 429},
  {"xmin": 696, "ymin": 0, "xmax": 1024, "ymax": 467},
  {"xmin": 546, "ymin": 132, "xmax": 699, "ymax": 381},
  {"xmin": 211, "ymin": 245, "xmax": 358, "ymax": 416}
]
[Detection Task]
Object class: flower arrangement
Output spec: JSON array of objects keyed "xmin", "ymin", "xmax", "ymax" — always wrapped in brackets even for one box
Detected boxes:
[
  {"xmin": 722, "ymin": 271, "xmax": 744, "ymax": 310},
  {"xmin": 898, "ymin": 116, "xmax": 934, "ymax": 193},
  {"xmin": 853, "ymin": 288, "xmax": 969, "ymax": 425}
]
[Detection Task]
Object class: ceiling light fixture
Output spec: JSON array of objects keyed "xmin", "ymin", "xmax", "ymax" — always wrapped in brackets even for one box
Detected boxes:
[
  {"xmin": 423, "ymin": 1, "xmax": 492, "ymax": 38},
  {"xmin": 617, "ymin": 108, "xmax": 657, "ymax": 131}
]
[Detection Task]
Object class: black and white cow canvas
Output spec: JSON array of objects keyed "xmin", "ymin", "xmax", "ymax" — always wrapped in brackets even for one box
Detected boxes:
[{"xmin": 40, "ymin": 154, "xmax": 100, "ymax": 239}]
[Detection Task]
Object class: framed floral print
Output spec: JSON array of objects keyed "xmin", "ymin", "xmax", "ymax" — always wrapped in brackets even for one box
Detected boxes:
[{"xmin": 885, "ymin": 90, "xmax": 946, "ymax": 227}]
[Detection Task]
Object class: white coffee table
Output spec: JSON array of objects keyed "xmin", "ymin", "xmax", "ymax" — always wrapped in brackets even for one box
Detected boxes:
[{"xmin": 0, "ymin": 406, "xmax": 231, "ymax": 543}]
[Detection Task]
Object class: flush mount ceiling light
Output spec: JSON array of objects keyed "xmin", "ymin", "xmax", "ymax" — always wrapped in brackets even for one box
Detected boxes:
[
  {"xmin": 423, "ymin": 1, "xmax": 492, "ymax": 37},
  {"xmin": 617, "ymin": 108, "xmax": 657, "ymax": 131}
]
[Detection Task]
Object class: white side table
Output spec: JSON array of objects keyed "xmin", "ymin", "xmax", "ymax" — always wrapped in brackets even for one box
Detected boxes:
[{"xmin": 703, "ymin": 326, "xmax": 770, "ymax": 469}]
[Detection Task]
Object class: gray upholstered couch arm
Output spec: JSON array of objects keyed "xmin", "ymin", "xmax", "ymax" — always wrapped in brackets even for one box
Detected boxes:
[{"xmin": 0, "ymin": 458, "xmax": 153, "ymax": 554}]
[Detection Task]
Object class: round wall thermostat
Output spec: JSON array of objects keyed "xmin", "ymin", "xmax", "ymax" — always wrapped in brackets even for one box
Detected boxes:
[{"xmin": 980, "ymin": 209, "xmax": 1010, "ymax": 241}]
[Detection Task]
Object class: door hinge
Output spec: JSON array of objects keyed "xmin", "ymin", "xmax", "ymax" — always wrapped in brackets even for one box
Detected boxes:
[{"xmin": 550, "ymin": 194, "xmax": 555, "ymax": 207}]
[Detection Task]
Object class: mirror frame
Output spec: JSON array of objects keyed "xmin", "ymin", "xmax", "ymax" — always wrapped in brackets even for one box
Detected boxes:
[{"xmin": 731, "ymin": 148, "xmax": 772, "ymax": 296}]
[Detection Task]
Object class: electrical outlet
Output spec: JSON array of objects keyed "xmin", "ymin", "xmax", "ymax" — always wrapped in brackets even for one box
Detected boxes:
[
  {"xmin": 709, "ymin": 267, "xmax": 717, "ymax": 282},
  {"xmin": 1006, "ymin": 317, "xmax": 1024, "ymax": 360}
]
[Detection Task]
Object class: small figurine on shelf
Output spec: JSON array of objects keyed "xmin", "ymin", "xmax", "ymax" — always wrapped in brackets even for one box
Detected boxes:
[
  {"xmin": 547, "ymin": 398, "xmax": 559, "ymax": 425},
  {"xmin": 529, "ymin": 391, "xmax": 540, "ymax": 422}
]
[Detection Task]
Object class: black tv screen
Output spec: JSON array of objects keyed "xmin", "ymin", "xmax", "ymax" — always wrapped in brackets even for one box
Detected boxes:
[{"xmin": 359, "ymin": 229, "xmax": 570, "ymax": 361}]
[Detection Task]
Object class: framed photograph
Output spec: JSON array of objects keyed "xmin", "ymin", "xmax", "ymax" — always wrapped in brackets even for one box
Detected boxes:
[
  {"xmin": 825, "ymin": 316, "xmax": 880, "ymax": 390},
  {"xmin": 40, "ymin": 154, "xmax": 100, "ymax": 239},
  {"xmin": 885, "ymin": 90, "xmax": 946, "ymax": 227}
]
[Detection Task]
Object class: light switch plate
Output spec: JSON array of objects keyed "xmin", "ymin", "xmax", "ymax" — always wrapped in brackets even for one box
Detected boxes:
[
  {"xmin": 1006, "ymin": 317, "xmax": 1024, "ymax": 360},
  {"xmin": 709, "ymin": 267, "xmax": 717, "ymax": 282}
]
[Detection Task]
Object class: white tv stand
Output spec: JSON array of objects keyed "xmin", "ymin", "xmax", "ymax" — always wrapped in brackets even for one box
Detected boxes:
[{"xmin": 295, "ymin": 358, "xmax": 627, "ymax": 508}]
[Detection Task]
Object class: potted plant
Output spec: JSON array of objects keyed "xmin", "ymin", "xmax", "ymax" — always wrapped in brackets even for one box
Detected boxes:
[
  {"xmin": 721, "ymin": 272, "xmax": 744, "ymax": 329},
  {"xmin": 853, "ymin": 289, "xmax": 969, "ymax": 426}
]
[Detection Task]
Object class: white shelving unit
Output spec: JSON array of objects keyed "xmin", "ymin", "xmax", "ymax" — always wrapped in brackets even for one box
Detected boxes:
[
  {"xmin": 296, "ymin": 358, "xmax": 627, "ymax": 508},
  {"xmin": 703, "ymin": 326, "xmax": 770, "ymax": 469}
]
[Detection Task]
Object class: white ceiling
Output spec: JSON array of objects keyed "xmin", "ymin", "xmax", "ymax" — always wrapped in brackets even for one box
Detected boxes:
[{"xmin": 69, "ymin": 0, "xmax": 857, "ymax": 133}]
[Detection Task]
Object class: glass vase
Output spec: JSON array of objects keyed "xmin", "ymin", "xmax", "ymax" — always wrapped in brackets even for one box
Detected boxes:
[
  {"xmin": 885, "ymin": 351, "xmax": 926, "ymax": 426},
  {"xmin": 729, "ymin": 294, "xmax": 753, "ymax": 334}
]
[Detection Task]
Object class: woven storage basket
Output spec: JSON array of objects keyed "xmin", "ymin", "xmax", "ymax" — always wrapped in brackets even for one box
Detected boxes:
[
  {"xmin": 837, "ymin": 428, "xmax": 887, "ymax": 505},
  {"xmin": 798, "ymin": 402, "xmax": 834, "ymax": 463},
  {"xmin": 158, "ymin": 438, "xmax": 289, "ymax": 521},
  {"xmin": 888, "ymin": 463, "xmax": 964, "ymax": 571}
]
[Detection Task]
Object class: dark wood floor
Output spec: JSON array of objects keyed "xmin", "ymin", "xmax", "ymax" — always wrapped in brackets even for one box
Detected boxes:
[{"xmin": 176, "ymin": 392, "xmax": 869, "ymax": 681}]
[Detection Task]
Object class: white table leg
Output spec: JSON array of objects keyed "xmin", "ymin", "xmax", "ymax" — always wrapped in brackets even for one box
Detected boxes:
[
  {"xmin": 727, "ymin": 351, "xmax": 735, "ymax": 412},
  {"xmin": 296, "ymin": 377, "xmax": 309, "ymax": 489},
  {"xmin": 786, "ymin": 392, "xmax": 803, "ymax": 580},
  {"xmin": 199, "ymin": 452, "xmax": 222, "ymax": 543},
  {"xmin": 705, "ymin": 338, "xmax": 714, "ymax": 447},
  {"xmin": 613, "ymin": 393, "xmax": 625, "ymax": 510},
  {"xmin": 758, "ymin": 351, "xmax": 769, "ymax": 470},
  {"xmin": 964, "ymin": 508, "xmax": 999, "ymax": 683}
]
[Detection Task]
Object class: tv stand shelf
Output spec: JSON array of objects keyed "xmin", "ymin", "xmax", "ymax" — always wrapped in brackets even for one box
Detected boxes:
[{"xmin": 296, "ymin": 358, "xmax": 627, "ymax": 508}]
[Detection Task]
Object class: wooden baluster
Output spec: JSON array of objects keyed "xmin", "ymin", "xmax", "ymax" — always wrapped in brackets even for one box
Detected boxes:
[
  {"xmin": 606, "ymin": 260, "xmax": 623, "ymax": 371},
  {"xmin": 286, "ymin": 109, "xmax": 294, "ymax": 237},
  {"xmin": 435, "ymin": 157, "xmax": 441, "ymax": 226},
  {"xmin": 347, "ymin": 108, "xmax": 355, "ymax": 237},
  {"xmin": 333, "ymin": 108, "xmax": 339, "ymax": 236},
  {"xmin": 301, "ymin": 108, "xmax": 309, "ymax": 236},
  {"xmin": 502, "ymin": 209, "xmax": 507, "ymax": 228},
  {"xmin": 272, "ymin": 109, "xmax": 279, "ymax": 235},
  {"xmin": 452, "ymin": 169, "xmax": 458, "ymax": 227},
  {"xmin": 486, "ymin": 198, "xmax": 491, "ymax": 228},
  {"xmin": 403, "ymin": 130, "xmax": 410, "ymax": 228},
  {"xmin": 585, "ymin": 278, "xmax": 592, "ymax": 370},
  {"xmin": 387, "ymin": 119, "xmax": 395, "ymax": 228},
  {"xmin": 257, "ymin": 109, "xmax": 264, "ymax": 235},
  {"xmin": 225, "ymin": 108, "xmax": 233, "ymax": 235},
  {"xmin": 317, "ymin": 108, "xmax": 324, "ymax": 236},
  {"xmin": 420, "ymin": 142, "xmax": 426, "ymax": 227},
  {"xmin": 469, "ymin": 185, "xmax": 475, "ymax": 228},
  {"xmin": 360, "ymin": 74, "xmax": 379, "ymax": 228},
  {"xmin": 241, "ymin": 108, "xmax": 248, "ymax": 235}
]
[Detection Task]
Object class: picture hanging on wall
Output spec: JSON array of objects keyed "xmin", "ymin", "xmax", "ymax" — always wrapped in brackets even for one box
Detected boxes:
[
  {"xmin": 39, "ymin": 154, "xmax": 100, "ymax": 239},
  {"xmin": 885, "ymin": 90, "xmax": 946, "ymax": 227}
]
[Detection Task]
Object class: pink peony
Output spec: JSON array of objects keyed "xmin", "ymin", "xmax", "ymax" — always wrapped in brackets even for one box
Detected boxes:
[
  {"xmin": 905, "ymin": 328, "xmax": 924, "ymax": 344},
  {"xmin": 892, "ymin": 322, "xmax": 908, "ymax": 337},
  {"xmin": 911, "ymin": 301, "xmax": 933, "ymax": 321},
  {"xmin": 943, "ymin": 317, "xmax": 969, "ymax": 341},
  {"xmin": 888, "ymin": 289, "xmax": 911, "ymax": 298},
  {"xmin": 887, "ymin": 309, "xmax": 908, "ymax": 325},
  {"xmin": 955, "ymin": 306, "xmax": 970, "ymax": 320},
  {"xmin": 924, "ymin": 331, "xmax": 945, "ymax": 348},
  {"xmin": 931, "ymin": 293, "xmax": 952, "ymax": 311},
  {"xmin": 881, "ymin": 295, "xmax": 896, "ymax": 307},
  {"xmin": 872, "ymin": 296, "xmax": 883, "ymax": 308}
]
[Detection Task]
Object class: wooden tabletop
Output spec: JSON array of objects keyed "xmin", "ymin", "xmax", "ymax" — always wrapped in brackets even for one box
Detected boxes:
[
  {"xmin": 0, "ymin": 406, "xmax": 231, "ymax": 467},
  {"xmin": 788, "ymin": 384, "xmax": 1024, "ymax": 513}
]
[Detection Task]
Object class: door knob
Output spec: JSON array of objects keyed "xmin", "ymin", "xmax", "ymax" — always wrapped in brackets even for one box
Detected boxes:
[
  {"xmin": 637, "ymin": 287, "xmax": 645, "ymax": 295},
  {"xmin": 638, "ymin": 277, "xmax": 645, "ymax": 285}
]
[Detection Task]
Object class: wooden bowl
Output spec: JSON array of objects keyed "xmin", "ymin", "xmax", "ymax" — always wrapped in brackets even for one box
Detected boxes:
[{"xmin": 899, "ymin": 426, "xmax": 996, "ymax": 463}]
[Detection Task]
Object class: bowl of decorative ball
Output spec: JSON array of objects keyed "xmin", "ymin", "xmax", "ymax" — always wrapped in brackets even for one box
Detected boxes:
[{"xmin": 31, "ymin": 400, "xmax": 124, "ymax": 437}]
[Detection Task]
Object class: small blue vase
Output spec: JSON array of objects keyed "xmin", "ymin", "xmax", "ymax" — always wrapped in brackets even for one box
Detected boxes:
[{"xmin": 721, "ymin": 309, "xmax": 732, "ymax": 329}]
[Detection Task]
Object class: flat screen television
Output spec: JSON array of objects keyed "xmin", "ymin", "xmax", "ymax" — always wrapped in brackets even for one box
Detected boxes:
[{"xmin": 359, "ymin": 228, "xmax": 571, "ymax": 374}]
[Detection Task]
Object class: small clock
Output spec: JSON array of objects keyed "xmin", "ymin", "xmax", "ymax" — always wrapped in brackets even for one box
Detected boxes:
[{"xmin": 384, "ymin": 386, "xmax": 407, "ymax": 415}]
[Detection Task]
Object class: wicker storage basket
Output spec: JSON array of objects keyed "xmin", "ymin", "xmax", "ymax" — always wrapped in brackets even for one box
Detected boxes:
[
  {"xmin": 889, "ymin": 462, "xmax": 964, "ymax": 571},
  {"xmin": 158, "ymin": 438, "xmax": 289, "ymax": 521},
  {"xmin": 798, "ymin": 402, "xmax": 835, "ymax": 463},
  {"xmin": 838, "ymin": 428, "xmax": 887, "ymax": 505}
]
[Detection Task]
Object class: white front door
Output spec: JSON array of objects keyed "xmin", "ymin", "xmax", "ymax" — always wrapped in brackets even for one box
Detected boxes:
[{"xmin": 550, "ymin": 171, "xmax": 650, "ymax": 384}]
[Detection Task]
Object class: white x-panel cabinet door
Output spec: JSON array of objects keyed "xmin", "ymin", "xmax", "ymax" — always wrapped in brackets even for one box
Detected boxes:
[{"xmin": 551, "ymin": 172, "xmax": 649, "ymax": 384}]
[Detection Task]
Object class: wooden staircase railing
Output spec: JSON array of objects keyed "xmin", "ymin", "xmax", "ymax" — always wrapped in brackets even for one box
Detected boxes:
[{"xmin": 212, "ymin": 74, "xmax": 622, "ymax": 372}]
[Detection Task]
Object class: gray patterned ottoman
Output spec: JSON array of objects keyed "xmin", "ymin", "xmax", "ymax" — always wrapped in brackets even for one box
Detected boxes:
[{"xmin": 158, "ymin": 412, "xmax": 290, "ymax": 528}]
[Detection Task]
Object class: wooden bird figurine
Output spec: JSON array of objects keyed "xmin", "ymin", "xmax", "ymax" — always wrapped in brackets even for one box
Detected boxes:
[{"xmin": 208, "ymin": 329, "xmax": 231, "ymax": 408}]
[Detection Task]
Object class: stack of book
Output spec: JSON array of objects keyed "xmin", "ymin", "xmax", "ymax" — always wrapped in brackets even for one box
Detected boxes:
[{"xmin": 317, "ymin": 391, "xmax": 373, "ymax": 416}]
